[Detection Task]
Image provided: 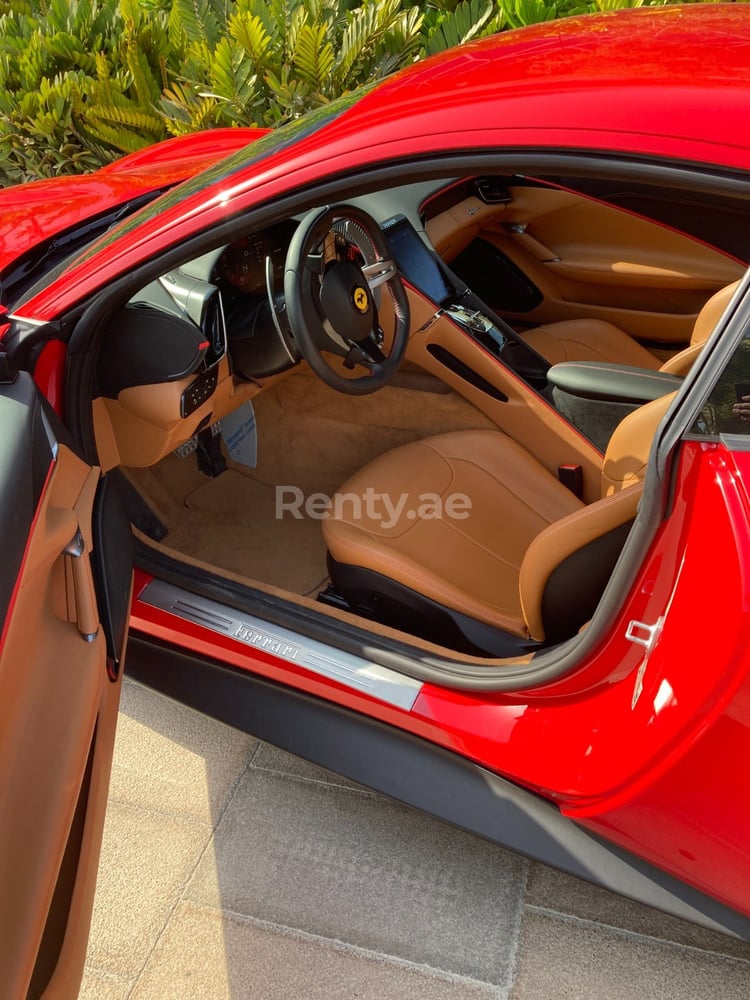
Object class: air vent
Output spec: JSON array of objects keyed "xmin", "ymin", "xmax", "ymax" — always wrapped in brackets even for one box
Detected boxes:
[{"xmin": 474, "ymin": 178, "xmax": 513, "ymax": 205}]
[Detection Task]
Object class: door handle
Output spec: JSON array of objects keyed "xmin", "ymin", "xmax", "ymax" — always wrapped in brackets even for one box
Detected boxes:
[
  {"xmin": 504, "ymin": 223, "xmax": 561, "ymax": 263},
  {"xmin": 64, "ymin": 530, "xmax": 99, "ymax": 642}
]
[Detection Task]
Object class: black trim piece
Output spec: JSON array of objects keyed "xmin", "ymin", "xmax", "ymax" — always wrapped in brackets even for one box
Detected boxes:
[
  {"xmin": 0, "ymin": 371, "xmax": 56, "ymax": 631},
  {"xmin": 327, "ymin": 555, "xmax": 540, "ymax": 658},
  {"xmin": 547, "ymin": 362, "xmax": 683, "ymax": 405},
  {"xmin": 447, "ymin": 284, "xmax": 551, "ymax": 389},
  {"xmin": 426, "ymin": 343, "xmax": 509, "ymax": 401},
  {"xmin": 451, "ymin": 238, "xmax": 543, "ymax": 314},
  {"xmin": 551, "ymin": 389, "xmax": 636, "ymax": 455},
  {"xmin": 91, "ymin": 474, "xmax": 134, "ymax": 677},
  {"xmin": 541, "ymin": 520, "xmax": 635, "ymax": 644},
  {"xmin": 96, "ymin": 305, "xmax": 207, "ymax": 398},
  {"xmin": 107, "ymin": 469, "xmax": 167, "ymax": 542},
  {"xmin": 125, "ymin": 632, "xmax": 750, "ymax": 941}
]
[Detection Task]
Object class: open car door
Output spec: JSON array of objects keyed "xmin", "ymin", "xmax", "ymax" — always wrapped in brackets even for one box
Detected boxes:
[{"xmin": 0, "ymin": 364, "xmax": 132, "ymax": 999}]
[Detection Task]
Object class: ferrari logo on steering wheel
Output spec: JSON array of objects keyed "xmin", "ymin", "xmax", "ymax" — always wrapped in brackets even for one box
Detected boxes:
[{"xmin": 352, "ymin": 285, "xmax": 369, "ymax": 313}]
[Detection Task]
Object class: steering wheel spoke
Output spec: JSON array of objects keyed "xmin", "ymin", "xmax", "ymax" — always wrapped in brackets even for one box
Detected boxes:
[
  {"xmin": 354, "ymin": 333, "xmax": 386, "ymax": 365},
  {"xmin": 303, "ymin": 251, "xmax": 325, "ymax": 275},
  {"xmin": 362, "ymin": 258, "xmax": 397, "ymax": 291},
  {"xmin": 284, "ymin": 204, "xmax": 410, "ymax": 395}
]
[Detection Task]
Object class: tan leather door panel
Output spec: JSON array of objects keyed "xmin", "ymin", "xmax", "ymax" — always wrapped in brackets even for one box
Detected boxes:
[
  {"xmin": 0, "ymin": 380, "xmax": 123, "ymax": 999},
  {"xmin": 441, "ymin": 185, "xmax": 745, "ymax": 345}
]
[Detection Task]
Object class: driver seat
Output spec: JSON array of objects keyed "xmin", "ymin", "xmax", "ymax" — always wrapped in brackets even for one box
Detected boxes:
[{"xmin": 322, "ymin": 392, "xmax": 675, "ymax": 655}]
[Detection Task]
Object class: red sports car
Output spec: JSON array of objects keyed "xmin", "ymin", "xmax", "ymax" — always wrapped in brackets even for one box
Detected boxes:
[{"xmin": 3, "ymin": 5, "xmax": 750, "ymax": 995}]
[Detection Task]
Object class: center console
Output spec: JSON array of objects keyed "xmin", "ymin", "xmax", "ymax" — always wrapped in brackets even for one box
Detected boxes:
[
  {"xmin": 382, "ymin": 212, "xmax": 681, "ymax": 452},
  {"xmin": 382, "ymin": 213, "xmax": 550, "ymax": 386}
]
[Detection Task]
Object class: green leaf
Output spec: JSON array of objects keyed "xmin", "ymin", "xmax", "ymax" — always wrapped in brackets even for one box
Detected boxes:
[
  {"xmin": 88, "ymin": 102, "xmax": 164, "ymax": 136},
  {"xmin": 78, "ymin": 115, "xmax": 154, "ymax": 153},
  {"xmin": 170, "ymin": 0, "xmax": 231, "ymax": 48},
  {"xmin": 501, "ymin": 0, "xmax": 560, "ymax": 29},
  {"xmin": 208, "ymin": 36, "xmax": 258, "ymax": 115},
  {"xmin": 124, "ymin": 41, "xmax": 163, "ymax": 105},
  {"xmin": 335, "ymin": 0, "xmax": 402, "ymax": 84},
  {"xmin": 424, "ymin": 0, "xmax": 493, "ymax": 55},
  {"xmin": 229, "ymin": 10, "xmax": 273, "ymax": 68},
  {"xmin": 294, "ymin": 23, "xmax": 335, "ymax": 91}
]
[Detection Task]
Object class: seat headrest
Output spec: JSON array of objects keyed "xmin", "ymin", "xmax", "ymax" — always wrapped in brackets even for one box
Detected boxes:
[
  {"xmin": 691, "ymin": 280, "xmax": 741, "ymax": 347},
  {"xmin": 601, "ymin": 392, "xmax": 677, "ymax": 497}
]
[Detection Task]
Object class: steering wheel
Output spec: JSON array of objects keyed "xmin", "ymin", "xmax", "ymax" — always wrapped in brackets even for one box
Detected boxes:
[{"xmin": 284, "ymin": 205, "xmax": 410, "ymax": 395}]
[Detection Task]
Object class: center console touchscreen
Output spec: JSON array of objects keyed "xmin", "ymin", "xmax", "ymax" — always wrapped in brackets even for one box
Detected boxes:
[{"xmin": 381, "ymin": 215, "xmax": 453, "ymax": 305}]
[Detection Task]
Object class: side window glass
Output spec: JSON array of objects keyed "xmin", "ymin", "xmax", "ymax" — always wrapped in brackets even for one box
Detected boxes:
[{"xmin": 691, "ymin": 333, "xmax": 750, "ymax": 437}]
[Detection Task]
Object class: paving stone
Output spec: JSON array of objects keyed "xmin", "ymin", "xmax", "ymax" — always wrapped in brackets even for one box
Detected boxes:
[
  {"xmin": 131, "ymin": 901, "xmax": 499, "ymax": 1000},
  {"xmin": 525, "ymin": 862, "xmax": 750, "ymax": 960},
  {"xmin": 110, "ymin": 679, "xmax": 256, "ymax": 823},
  {"xmin": 509, "ymin": 910, "xmax": 750, "ymax": 1000},
  {"xmin": 251, "ymin": 740, "xmax": 370, "ymax": 791},
  {"xmin": 78, "ymin": 967, "xmax": 131, "ymax": 1000},
  {"xmin": 186, "ymin": 768, "xmax": 525, "ymax": 984},
  {"xmin": 84, "ymin": 802, "xmax": 211, "ymax": 980}
]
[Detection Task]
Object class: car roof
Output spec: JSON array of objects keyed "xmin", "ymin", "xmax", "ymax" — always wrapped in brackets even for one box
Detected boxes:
[
  {"xmin": 14, "ymin": 4, "xmax": 750, "ymax": 322},
  {"xmin": 340, "ymin": 4, "xmax": 750, "ymax": 160}
]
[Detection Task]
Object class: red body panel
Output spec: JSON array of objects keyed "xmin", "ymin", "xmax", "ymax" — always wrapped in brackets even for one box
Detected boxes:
[
  {"xmin": 13, "ymin": 5, "xmax": 750, "ymax": 321},
  {"xmin": 0, "ymin": 128, "xmax": 266, "ymax": 272},
  {"xmin": 95, "ymin": 128, "xmax": 270, "ymax": 176},
  {"xmin": 130, "ymin": 440, "xmax": 750, "ymax": 916}
]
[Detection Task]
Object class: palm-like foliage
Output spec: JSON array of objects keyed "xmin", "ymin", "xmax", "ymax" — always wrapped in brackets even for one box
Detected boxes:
[
  {"xmin": 0, "ymin": 0, "xmax": 721, "ymax": 184},
  {"xmin": 159, "ymin": 0, "xmax": 425, "ymax": 133},
  {"xmin": 0, "ymin": 0, "xmax": 171, "ymax": 180}
]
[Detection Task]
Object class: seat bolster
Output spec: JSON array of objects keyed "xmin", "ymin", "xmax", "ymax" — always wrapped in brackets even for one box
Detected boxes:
[
  {"xmin": 519, "ymin": 484, "xmax": 642, "ymax": 642},
  {"xmin": 660, "ymin": 280, "xmax": 742, "ymax": 375},
  {"xmin": 523, "ymin": 319, "xmax": 662, "ymax": 369},
  {"xmin": 601, "ymin": 391, "xmax": 677, "ymax": 495},
  {"xmin": 326, "ymin": 520, "xmax": 530, "ymax": 635},
  {"xmin": 690, "ymin": 280, "xmax": 741, "ymax": 347},
  {"xmin": 659, "ymin": 343, "xmax": 702, "ymax": 377}
]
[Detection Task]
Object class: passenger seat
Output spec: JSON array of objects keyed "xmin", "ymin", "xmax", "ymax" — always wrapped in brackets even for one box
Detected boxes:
[{"xmin": 522, "ymin": 280, "xmax": 740, "ymax": 377}]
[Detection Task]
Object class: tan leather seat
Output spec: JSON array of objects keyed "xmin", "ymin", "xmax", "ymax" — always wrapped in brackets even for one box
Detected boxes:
[
  {"xmin": 323, "ymin": 393, "xmax": 676, "ymax": 648},
  {"xmin": 523, "ymin": 281, "xmax": 740, "ymax": 377}
]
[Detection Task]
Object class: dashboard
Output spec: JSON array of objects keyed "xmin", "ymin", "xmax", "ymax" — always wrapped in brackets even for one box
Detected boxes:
[{"xmin": 96, "ymin": 185, "xmax": 461, "ymax": 400}]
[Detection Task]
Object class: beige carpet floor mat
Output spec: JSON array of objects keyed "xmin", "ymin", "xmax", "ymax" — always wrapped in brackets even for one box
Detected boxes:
[
  {"xmin": 162, "ymin": 470, "xmax": 329, "ymax": 595},
  {"xmin": 245, "ymin": 370, "xmax": 496, "ymax": 495}
]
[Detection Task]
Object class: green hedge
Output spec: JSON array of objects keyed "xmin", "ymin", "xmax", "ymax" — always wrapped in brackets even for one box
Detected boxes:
[{"xmin": 0, "ymin": 0, "xmax": 717, "ymax": 184}]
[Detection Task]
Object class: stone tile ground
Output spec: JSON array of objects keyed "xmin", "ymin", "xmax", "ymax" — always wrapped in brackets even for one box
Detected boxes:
[{"xmin": 80, "ymin": 679, "xmax": 750, "ymax": 999}]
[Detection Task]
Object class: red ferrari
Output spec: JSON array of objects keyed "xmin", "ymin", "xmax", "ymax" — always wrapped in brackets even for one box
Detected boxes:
[{"xmin": 3, "ymin": 5, "xmax": 750, "ymax": 995}]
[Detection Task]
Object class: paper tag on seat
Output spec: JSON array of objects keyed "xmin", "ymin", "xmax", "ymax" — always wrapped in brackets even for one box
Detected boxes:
[{"xmin": 221, "ymin": 402, "xmax": 257, "ymax": 468}]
